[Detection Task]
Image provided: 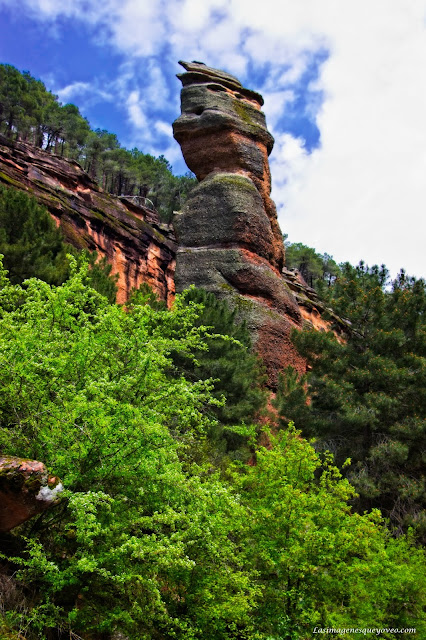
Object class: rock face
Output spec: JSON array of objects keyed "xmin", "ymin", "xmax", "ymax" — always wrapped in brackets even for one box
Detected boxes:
[
  {"xmin": 0, "ymin": 456, "xmax": 63, "ymax": 532},
  {"xmin": 0, "ymin": 134, "xmax": 176, "ymax": 305},
  {"xmin": 173, "ymin": 61, "xmax": 306, "ymax": 387},
  {"xmin": 0, "ymin": 77, "xmax": 348, "ymax": 387}
]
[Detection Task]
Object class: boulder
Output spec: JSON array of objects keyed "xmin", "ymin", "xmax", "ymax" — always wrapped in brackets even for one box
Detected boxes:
[{"xmin": 0, "ymin": 456, "xmax": 63, "ymax": 532}]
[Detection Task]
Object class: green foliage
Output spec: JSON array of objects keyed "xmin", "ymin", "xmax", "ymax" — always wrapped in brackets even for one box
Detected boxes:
[
  {"xmin": 0, "ymin": 63, "xmax": 196, "ymax": 219},
  {"xmin": 235, "ymin": 425, "xmax": 425, "ymax": 638},
  {"xmin": 0, "ymin": 183, "xmax": 118, "ymax": 301},
  {"xmin": 0, "ymin": 183, "xmax": 69, "ymax": 285},
  {"xmin": 0, "ymin": 259, "xmax": 257, "ymax": 639},
  {"xmin": 128, "ymin": 281, "xmax": 167, "ymax": 311},
  {"xmin": 117, "ymin": 148, "xmax": 196, "ymax": 222},
  {"xmin": 284, "ymin": 239, "xmax": 339, "ymax": 290},
  {"xmin": 0, "ymin": 63, "xmax": 90, "ymax": 153},
  {"xmin": 273, "ymin": 365, "xmax": 311, "ymax": 431},
  {"xmin": 0, "ymin": 265, "xmax": 424, "ymax": 638},
  {"xmin": 82, "ymin": 250, "xmax": 118, "ymax": 304},
  {"xmin": 276, "ymin": 262, "xmax": 426, "ymax": 540},
  {"xmin": 174, "ymin": 288, "xmax": 267, "ymax": 458}
]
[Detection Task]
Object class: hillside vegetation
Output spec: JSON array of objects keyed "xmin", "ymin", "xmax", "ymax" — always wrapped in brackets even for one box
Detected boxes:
[
  {"xmin": 0, "ymin": 183, "xmax": 118, "ymax": 301},
  {"xmin": 0, "ymin": 63, "xmax": 196, "ymax": 221},
  {"xmin": 0, "ymin": 253, "xmax": 424, "ymax": 639},
  {"xmin": 282, "ymin": 244, "xmax": 426, "ymax": 542}
]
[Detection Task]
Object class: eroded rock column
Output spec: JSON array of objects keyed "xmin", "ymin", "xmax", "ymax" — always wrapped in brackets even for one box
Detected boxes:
[{"xmin": 173, "ymin": 61, "xmax": 306, "ymax": 387}]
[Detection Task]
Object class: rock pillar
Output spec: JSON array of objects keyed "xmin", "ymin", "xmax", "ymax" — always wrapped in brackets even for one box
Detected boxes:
[{"xmin": 173, "ymin": 61, "xmax": 306, "ymax": 387}]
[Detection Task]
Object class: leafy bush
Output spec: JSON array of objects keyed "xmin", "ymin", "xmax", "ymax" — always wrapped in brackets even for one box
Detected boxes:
[
  {"xmin": 234, "ymin": 426, "xmax": 425, "ymax": 638},
  {"xmin": 0, "ymin": 258, "xmax": 258, "ymax": 638},
  {"xmin": 0, "ymin": 261, "xmax": 424, "ymax": 639}
]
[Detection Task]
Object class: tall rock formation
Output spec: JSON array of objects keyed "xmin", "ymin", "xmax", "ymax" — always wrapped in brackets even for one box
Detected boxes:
[
  {"xmin": 173, "ymin": 61, "xmax": 306, "ymax": 387},
  {"xmin": 0, "ymin": 80, "xmax": 348, "ymax": 387}
]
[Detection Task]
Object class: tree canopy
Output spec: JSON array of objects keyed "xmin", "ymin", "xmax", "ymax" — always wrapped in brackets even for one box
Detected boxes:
[
  {"xmin": 284, "ymin": 239, "xmax": 339, "ymax": 290},
  {"xmin": 0, "ymin": 183, "xmax": 118, "ymax": 301},
  {"xmin": 0, "ymin": 63, "xmax": 196, "ymax": 221},
  {"xmin": 275, "ymin": 261, "xmax": 426, "ymax": 542}
]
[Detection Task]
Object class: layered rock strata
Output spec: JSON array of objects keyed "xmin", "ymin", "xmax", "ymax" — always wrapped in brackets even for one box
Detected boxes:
[
  {"xmin": 282, "ymin": 267, "xmax": 352, "ymax": 336},
  {"xmin": 173, "ymin": 61, "xmax": 306, "ymax": 387},
  {"xmin": 0, "ymin": 134, "xmax": 176, "ymax": 305},
  {"xmin": 0, "ymin": 456, "xmax": 63, "ymax": 532}
]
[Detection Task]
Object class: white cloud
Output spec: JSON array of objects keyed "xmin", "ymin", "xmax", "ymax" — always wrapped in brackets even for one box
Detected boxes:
[
  {"xmin": 56, "ymin": 81, "xmax": 91, "ymax": 101},
  {"xmin": 3, "ymin": 0, "xmax": 426, "ymax": 276},
  {"xmin": 276, "ymin": 55, "xmax": 311, "ymax": 86},
  {"xmin": 154, "ymin": 121, "xmax": 173, "ymax": 138},
  {"xmin": 53, "ymin": 81, "xmax": 115, "ymax": 113},
  {"xmin": 0, "ymin": 0, "xmax": 111, "ymax": 22},
  {"xmin": 267, "ymin": 0, "xmax": 426, "ymax": 278},
  {"xmin": 106, "ymin": 1, "xmax": 167, "ymax": 57},
  {"xmin": 126, "ymin": 90, "xmax": 148, "ymax": 131},
  {"xmin": 262, "ymin": 90, "xmax": 295, "ymax": 130},
  {"xmin": 144, "ymin": 61, "xmax": 170, "ymax": 107}
]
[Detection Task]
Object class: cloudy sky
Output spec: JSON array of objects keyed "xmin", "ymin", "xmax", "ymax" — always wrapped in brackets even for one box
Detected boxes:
[{"xmin": 0, "ymin": 0, "xmax": 425, "ymax": 278}]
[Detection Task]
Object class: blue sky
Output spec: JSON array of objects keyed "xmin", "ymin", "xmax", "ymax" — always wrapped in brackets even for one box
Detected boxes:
[{"xmin": 0, "ymin": 0, "xmax": 425, "ymax": 278}]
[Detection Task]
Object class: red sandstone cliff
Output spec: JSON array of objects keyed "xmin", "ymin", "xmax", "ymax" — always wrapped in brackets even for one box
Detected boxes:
[{"xmin": 0, "ymin": 133, "xmax": 176, "ymax": 305}]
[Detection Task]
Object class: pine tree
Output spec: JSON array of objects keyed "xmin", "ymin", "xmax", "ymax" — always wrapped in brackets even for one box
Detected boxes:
[
  {"xmin": 0, "ymin": 183, "xmax": 69, "ymax": 284},
  {"xmin": 0, "ymin": 184, "xmax": 117, "ymax": 301},
  {"xmin": 284, "ymin": 240, "xmax": 339, "ymax": 289},
  {"xmin": 172, "ymin": 288, "xmax": 267, "ymax": 457},
  {"xmin": 276, "ymin": 262, "xmax": 426, "ymax": 540}
]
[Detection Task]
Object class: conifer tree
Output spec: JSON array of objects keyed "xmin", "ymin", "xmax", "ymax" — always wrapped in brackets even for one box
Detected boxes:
[
  {"xmin": 174, "ymin": 288, "xmax": 267, "ymax": 456},
  {"xmin": 284, "ymin": 240, "xmax": 339, "ymax": 289},
  {"xmin": 0, "ymin": 184, "xmax": 117, "ymax": 301},
  {"xmin": 0, "ymin": 183, "xmax": 68, "ymax": 284},
  {"xmin": 276, "ymin": 262, "xmax": 426, "ymax": 540}
]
